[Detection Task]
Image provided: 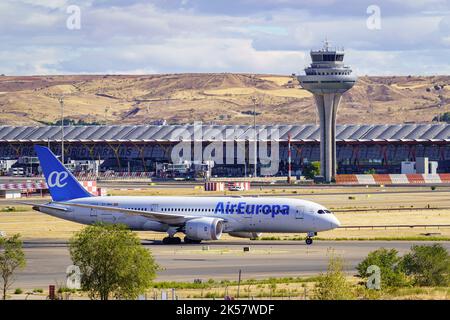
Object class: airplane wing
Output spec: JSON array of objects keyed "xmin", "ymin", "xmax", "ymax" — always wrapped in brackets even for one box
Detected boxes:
[{"xmin": 55, "ymin": 202, "xmax": 215, "ymax": 225}]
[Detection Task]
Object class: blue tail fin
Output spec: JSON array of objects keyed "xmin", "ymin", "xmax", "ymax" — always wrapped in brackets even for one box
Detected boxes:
[{"xmin": 34, "ymin": 145, "xmax": 93, "ymax": 201}]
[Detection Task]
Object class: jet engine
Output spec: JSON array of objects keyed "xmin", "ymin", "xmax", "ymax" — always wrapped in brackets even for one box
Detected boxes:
[
  {"xmin": 228, "ymin": 232, "xmax": 262, "ymax": 239},
  {"xmin": 185, "ymin": 217, "xmax": 223, "ymax": 240}
]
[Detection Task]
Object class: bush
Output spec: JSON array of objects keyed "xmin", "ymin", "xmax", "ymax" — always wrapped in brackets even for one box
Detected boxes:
[
  {"xmin": 400, "ymin": 244, "xmax": 450, "ymax": 286},
  {"xmin": 14, "ymin": 288, "xmax": 22, "ymax": 294},
  {"xmin": 313, "ymin": 254, "xmax": 355, "ymax": 300},
  {"xmin": 303, "ymin": 162, "xmax": 320, "ymax": 180},
  {"xmin": 356, "ymin": 248, "xmax": 408, "ymax": 289},
  {"xmin": 433, "ymin": 112, "xmax": 450, "ymax": 123},
  {"xmin": 57, "ymin": 287, "xmax": 76, "ymax": 294},
  {"xmin": 33, "ymin": 288, "xmax": 43, "ymax": 293}
]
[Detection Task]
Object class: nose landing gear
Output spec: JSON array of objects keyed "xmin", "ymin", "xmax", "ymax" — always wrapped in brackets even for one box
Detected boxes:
[{"xmin": 305, "ymin": 231, "xmax": 317, "ymax": 245}]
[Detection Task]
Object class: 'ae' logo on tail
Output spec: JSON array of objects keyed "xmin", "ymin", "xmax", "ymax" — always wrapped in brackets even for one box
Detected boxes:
[{"xmin": 47, "ymin": 171, "xmax": 69, "ymax": 188}]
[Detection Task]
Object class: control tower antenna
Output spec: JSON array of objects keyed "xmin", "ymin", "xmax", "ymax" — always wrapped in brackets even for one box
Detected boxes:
[
  {"xmin": 297, "ymin": 41, "xmax": 357, "ymax": 182},
  {"xmin": 323, "ymin": 37, "xmax": 330, "ymax": 51}
]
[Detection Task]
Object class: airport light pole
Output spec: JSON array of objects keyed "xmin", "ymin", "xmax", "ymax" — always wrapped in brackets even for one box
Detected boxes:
[
  {"xmin": 104, "ymin": 106, "xmax": 110, "ymax": 124},
  {"xmin": 59, "ymin": 97, "xmax": 65, "ymax": 164},
  {"xmin": 252, "ymin": 97, "xmax": 257, "ymax": 178}
]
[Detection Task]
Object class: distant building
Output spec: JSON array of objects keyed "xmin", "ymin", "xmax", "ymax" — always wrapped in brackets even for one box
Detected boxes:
[
  {"xmin": 401, "ymin": 157, "xmax": 439, "ymax": 174},
  {"xmin": 0, "ymin": 124, "xmax": 448, "ymax": 176}
]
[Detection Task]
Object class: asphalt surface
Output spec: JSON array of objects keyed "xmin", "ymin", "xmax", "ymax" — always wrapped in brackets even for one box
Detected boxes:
[{"xmin": 14, "ymin": 240, "xmax": 450, "ymax": 289}]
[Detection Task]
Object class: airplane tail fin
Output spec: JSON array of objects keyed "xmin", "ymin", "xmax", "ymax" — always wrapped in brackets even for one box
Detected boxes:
[{"xmin": 34, "ymin": 145, "xmax": 93, "ymax": 201}]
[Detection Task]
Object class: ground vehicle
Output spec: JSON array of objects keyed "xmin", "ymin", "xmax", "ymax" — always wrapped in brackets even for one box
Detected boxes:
[{"xmin": 229, "ymin": 185, "xmax": 244, "ymax": 191}]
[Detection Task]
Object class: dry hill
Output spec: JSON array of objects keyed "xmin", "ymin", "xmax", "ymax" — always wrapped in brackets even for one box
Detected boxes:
[{"xmin": 0, "ymin": 73, "xmax": 448, "ymax": 125}]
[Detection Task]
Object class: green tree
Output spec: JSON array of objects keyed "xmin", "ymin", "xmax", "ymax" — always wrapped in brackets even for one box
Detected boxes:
[
  {"xmin": 356, "ymin": 248, "xmax": 408, "ymax": 289},
  {"xmin": 303, "ymin": 161, "xmax": 321, "ymax": 179},
  {"xmin": 433, "ymin": 112, "xmax": 450, "ymax": 123},
  {"xmin": 313, "ymin": 254, "xmax": 355, "ymax": 300},
  {"xmin": 0, "ymin": 234, "xmax": 26, "ymax": 300},
  {"xmin": 400, "ymin": 244, "xmax": 450, "ymax": 286},
  {"xmin": 364, "ymin": 168, "xmax": 376, "ymax": 174},
  {"xmin": 69, "ymin": 223, "xmax": 158, "ymax": 300}
]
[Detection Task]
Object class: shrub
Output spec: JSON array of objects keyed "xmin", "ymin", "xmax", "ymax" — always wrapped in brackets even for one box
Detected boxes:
[
  {"xmin": 303, "ymin": 162, "xmax": 320, "ymax": 179},
  {"xmin": 313, "ymin": 254, "xmax": 355, "ymax": 300},
  {"xmin": 356, "ymin": 248, "xmax": 408, "ymax": 289},
  {"xmin": 400, "ymin": 244, "xmax": 450, "ymax": 286},
  {"xmin": 57, "ymin": 287, "xmax": 76, "ymax": 294},
  {"xmin": 14, "ymin": 288, "xmax": 22, "ymax": 294}
]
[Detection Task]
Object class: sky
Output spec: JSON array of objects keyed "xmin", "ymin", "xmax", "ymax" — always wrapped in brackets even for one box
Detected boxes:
[{"xmin": 0, "ymin": 0, "xmax": 449, "ymax": 76}]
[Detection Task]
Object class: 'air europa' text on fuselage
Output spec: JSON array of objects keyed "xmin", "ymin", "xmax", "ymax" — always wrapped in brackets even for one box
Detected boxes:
[{"xmin": 214, "ymin": 202, "xmax": 289, "ymax": 218}]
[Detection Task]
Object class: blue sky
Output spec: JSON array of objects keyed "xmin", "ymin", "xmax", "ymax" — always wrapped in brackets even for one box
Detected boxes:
[{"xmin": 1, "ymin": 0, "xmax": 449, "ymax": 75}]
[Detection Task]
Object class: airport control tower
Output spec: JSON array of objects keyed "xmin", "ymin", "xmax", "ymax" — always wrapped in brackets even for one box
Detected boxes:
[{"xmin": 297, "ymin": 41, "xmax": 357, "ymax": 182}]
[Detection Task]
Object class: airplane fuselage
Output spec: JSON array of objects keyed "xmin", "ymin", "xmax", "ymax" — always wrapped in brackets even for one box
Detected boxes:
[{"xmin": 37, "ymin": 195, "xmax": 340, "ymax": 234}]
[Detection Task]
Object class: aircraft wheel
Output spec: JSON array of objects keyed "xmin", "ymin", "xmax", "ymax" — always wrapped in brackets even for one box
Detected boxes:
[
  {"xmin": 163, "ymin": 237, "xmax": 182, "ymax": 244},
  {"xmin": 305, "ymin": 238, "xmax": 313, "ymax": 245},
  {"xmin": 184, "ymin": 237, "xmax": 201, "ymax": 244}
]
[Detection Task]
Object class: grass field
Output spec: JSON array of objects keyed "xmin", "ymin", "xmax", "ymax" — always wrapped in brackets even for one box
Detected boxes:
[{"xmin": 8, "ymin": 276, "xmax": 450, "ymax": 300}]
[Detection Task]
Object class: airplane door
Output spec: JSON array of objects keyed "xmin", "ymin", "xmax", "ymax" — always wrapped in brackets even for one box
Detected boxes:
[
  {"xmin": 90, "ymin": 207, "xmax": 98, "ymax": 223},
  {"xmin": 295, "ymin": 206, "xmax": 304, "ymax": 219},
  {"xmin": 150, "ymin": 204, "xmax": 159, "ymax": 212}
]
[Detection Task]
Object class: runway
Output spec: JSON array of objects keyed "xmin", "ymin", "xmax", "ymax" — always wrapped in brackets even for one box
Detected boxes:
[{"xmin": 15, "ymin": 240, "xmax": 450, "ymax": 289}]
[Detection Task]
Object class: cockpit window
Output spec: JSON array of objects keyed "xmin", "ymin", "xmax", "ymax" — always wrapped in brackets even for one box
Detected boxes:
[
  {"xmin": 317, "ymin": 209, "xmax": 325, "ymax": 214},
  {"xmin": 325, "ymin": 210, "xmax": 332, "ymax": 214}
]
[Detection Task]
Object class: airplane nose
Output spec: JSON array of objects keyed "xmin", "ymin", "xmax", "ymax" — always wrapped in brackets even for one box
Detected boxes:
[{"xmin": 330, "ymin": 216, "xmax": 341, "ymax": 228}]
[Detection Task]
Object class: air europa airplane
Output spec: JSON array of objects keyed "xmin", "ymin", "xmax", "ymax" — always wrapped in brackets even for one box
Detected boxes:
[{"xmin": 30, "ymin": 145, "xmax": 340, "ymax": 245}]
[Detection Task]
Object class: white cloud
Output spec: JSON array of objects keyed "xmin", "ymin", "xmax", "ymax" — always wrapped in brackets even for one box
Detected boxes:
[
  {"xmin": 12, "ymin": 0, "xmax": 69, "ymax": 10},
  {"xmin": 0, "ymin": 0, "xmax": 448, "ymax": 75}
]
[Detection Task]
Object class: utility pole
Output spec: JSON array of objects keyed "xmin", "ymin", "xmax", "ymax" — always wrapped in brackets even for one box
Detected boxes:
[
  {"xmin": 288, "ymin": 133, "xmax": 292, "ymax": 183},
  {"xmin": 104, "ymin": 106, "xmax": 110, "ymax": 124},
  {"xmin": 237, "ymin": 269, "xmax": 242, "ymax": 299},
  {"xmin": 59, "ymin": 97, "xmax": 65, "ymax": 164},
  {"xmin": 252, "ymin": 97, "xmax": 257, "ymax": 178}
]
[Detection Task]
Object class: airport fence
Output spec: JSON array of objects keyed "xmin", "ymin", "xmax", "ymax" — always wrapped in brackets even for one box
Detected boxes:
[{"xmin": 335, "ymin": 174, "xmax": 450, "ymax": 185}]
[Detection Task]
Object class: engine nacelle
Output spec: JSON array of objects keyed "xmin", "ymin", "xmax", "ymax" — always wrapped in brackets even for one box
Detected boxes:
[
  {"xmin": 228, "ymin": 232, "xmax": 262, "ymax": 239},
  {"xmin": 185, "ymin": 217, "xmax": 223, "ymax": 240}
]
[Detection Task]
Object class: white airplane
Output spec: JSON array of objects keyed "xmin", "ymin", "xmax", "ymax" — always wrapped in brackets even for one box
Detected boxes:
[{"xmin": 30, "ymin": 146, "xmax": 340, "ymax": 245}]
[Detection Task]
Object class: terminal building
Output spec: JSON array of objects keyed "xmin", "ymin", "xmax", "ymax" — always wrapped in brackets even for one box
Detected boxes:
[{"xmin": 0, "ymin": 124, "xmax": 448, "ymax": 177}]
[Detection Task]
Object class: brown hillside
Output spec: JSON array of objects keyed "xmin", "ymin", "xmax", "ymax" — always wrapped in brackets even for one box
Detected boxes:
[{"xmin": 0, "ymin": 73, "xmax": 448, "ymax": 126}]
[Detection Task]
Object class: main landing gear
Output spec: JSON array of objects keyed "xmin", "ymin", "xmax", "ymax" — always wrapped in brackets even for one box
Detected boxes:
[
  {"xmin": 162, "ymin": 227, "xmax": 183, "ymax": 245},
  {"xmin": 305, "ymin": 232, "xmax": 317, "ymax": 245},
  {"xmin": 162, "ymin": 236, "xmax": 181, "ymax": 244},
  {"xmin": 162, "ymin": 236, "xmax": 202, "ymax": 244},
  {"xmin": 184, "ymin": 237, "xmax": 202, "ymax": 244}
]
